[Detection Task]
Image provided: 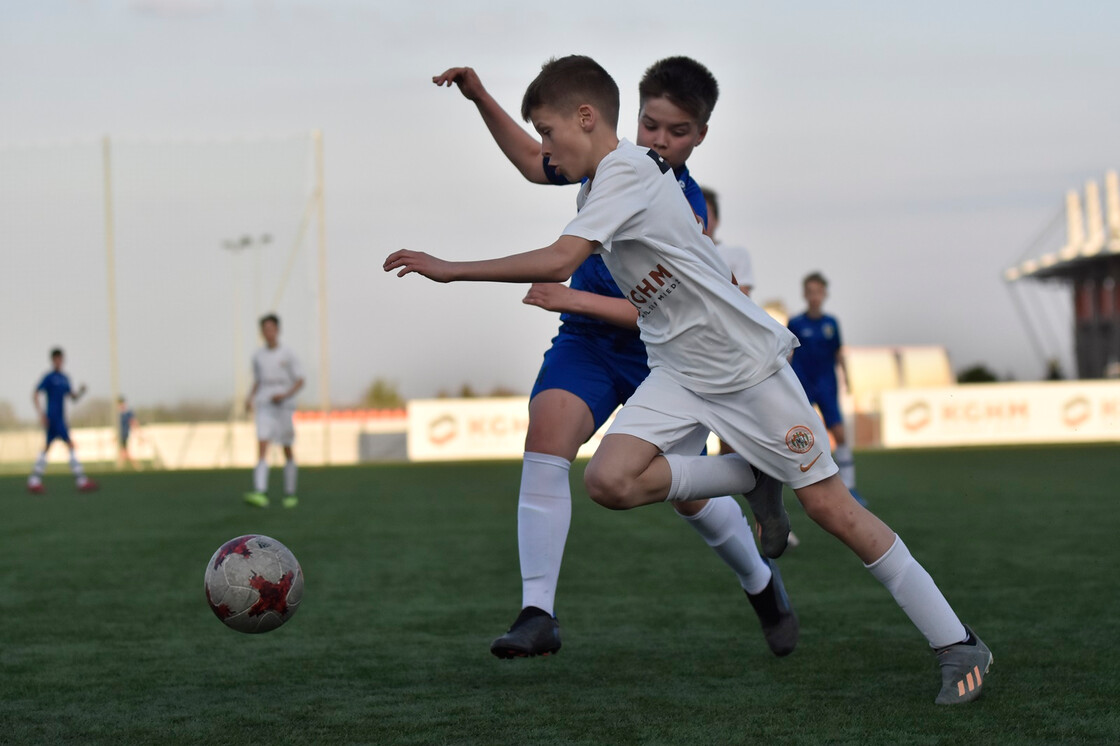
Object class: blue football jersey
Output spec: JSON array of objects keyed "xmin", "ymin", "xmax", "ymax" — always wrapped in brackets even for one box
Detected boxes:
[
  {"xmin": 788, "ymin": 313, "xmax": 842, "ymax": 385},
  {"xmin": 37, "ymin": 371, "xmax": 72, "ymax": 423},
  {"xmin": 120, "ymin": 408, "xmax": 135, "ymax": 439}
]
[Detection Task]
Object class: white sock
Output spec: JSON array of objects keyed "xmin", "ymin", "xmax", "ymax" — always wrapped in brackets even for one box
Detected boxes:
[
  {"xmin": 29, "ymin": 453, "xmax": 47, "ymax": 484},
  {"xmin": 678, "ymin": 496, "xmax": 771, "ymax": 594},
  {"xmin": 866, "ymin": 536, "xmax": 968, "ymax": 648},
  {"xmin": 253, "ymin": 460, "xmax": 269, "ymax": 493},
  {"xmin": 664, "ymin": 453, "xmax": 757, "ymax": 502},
  {"xmin": 518, "ymin": 452, "xmax": 572, "ymax": 616},
  {"xmin": 69, "ymin": 454, "xmax": 87, "ymax": 486},
  {"xmin": 835, "ymin": 444, "xmax": 856, "ymax": 489},
  {"xmin": 283, "ymin": 460, "xmax": 298, "ymax": 495}
]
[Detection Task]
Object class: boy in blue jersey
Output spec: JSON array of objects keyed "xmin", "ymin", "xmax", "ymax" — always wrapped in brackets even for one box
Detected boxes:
[
  {"xmin": 432, "ymin": 58, "xmax": 796, "ymax": 661},
  {"xmin": 28, "ymin": 348, "xmax": 99, "ymax": 494},
  {"xmin": 388, "ymin": 55, "xmax": 990, "ymax": 705},
  {"xmin": 788, "ymin": 272, "xmax": 863, "ymax": 504},
  {"xmin": 116, "ymin": 396, "xmax": 142, "ymax": 470}
]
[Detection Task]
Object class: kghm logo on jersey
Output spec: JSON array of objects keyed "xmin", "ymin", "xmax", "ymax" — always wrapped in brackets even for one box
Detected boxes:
[
  {"xmin": 785, "ymin": 425, "xmax": 815, "ymax": 454},
  {"xmin": 628, "ymin": 264, "xmax": 676, "ymax": 305}
]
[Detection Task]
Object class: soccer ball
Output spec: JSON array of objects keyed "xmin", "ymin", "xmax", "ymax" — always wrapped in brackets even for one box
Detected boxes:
[{"xmin": 204, "ymin": 534, "xmax": 304, "ymax": 633}]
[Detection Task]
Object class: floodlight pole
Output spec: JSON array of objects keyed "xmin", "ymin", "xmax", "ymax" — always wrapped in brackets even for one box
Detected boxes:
[
  {"xmin": 223, "ymin": 238, "xmax": 246, "ymax": 466},
  {"xmin": 313, "ymin": 129, "xmax": 331, "ymax": 464},
  {"xmin": 254, "ymin": 233, "xmax": 273, "ymax": 316},
  {"xmin": 222, "ymin": 234, "xmax": 268, "ymax": 466},
  {"xmin": 102, "ymin": 135, "xmax": 122, "ymax": 437}
]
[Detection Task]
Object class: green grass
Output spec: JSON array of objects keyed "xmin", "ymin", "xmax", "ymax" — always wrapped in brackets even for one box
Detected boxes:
[{"xmin": 2, "ymin": 446, "xmax": 1119, "ymax": 744}]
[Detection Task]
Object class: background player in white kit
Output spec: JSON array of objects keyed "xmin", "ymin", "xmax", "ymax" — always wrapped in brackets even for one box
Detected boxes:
[
  {"xmin": 244, "ymin": 313, "xmax": 305, "ymax": 509},
  {"xmin": 701, "ymin": 186, "xmax": 753, "ymax": 296},
  {"xmin": 385, "ymin": 55, "xmax": 992, "ymax": 705}
]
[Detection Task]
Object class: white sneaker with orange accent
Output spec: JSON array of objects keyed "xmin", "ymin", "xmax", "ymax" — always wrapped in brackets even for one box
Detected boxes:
[{"xmin": 934, "ymin": 625, "xmax": 992, "ymax": 705}]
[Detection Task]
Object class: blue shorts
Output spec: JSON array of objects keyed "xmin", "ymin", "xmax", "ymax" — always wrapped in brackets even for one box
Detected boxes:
[
  {"xmin": 802, "ymin": 381, "xmax": 842, "ymax": 428},
  {"xmin": 46, "ymin": 419, "xmax": 71, "ymax": 447},
  {"xmin": 531, "ymin": 332, "xmax": 649, "ymax": 431}
]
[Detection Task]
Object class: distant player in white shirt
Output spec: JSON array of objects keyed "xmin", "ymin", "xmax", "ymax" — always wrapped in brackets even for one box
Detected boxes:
[
  {"xmin": 385, "ymin": 55, "xmax": 991, "ymax": 705},
  {"xmin": 701, "ymin": 186, "xmax": 754, "ymax": 296},
  {"xmin": 244, "ymin": 313, "xmax": 305, "ymax": 509}
]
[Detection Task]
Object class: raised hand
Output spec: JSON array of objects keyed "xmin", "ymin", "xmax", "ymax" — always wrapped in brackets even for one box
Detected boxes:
[{"xmin": 432, "ymin": 67, "xmax": 486, "ymax": 102}]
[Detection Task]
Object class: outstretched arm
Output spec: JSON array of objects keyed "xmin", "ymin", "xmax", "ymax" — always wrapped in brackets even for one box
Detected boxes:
[
  {"xmin": 432, "ymin": 67, "xmax": 549, "ymax": 184},
  {"xmin": 384, "ymin": 235, "xmax": 594, "ymax": 285},
  {"xmin": 523, "ymin": 283, "xmax": 638, "ymax": 330},
  {"xmin": 245, "ymin": 381, "xmax": 259, "ymax": 414},
  {"xmin": 32, "ymin": 389, "xmax": 45, "ymax": 427}
]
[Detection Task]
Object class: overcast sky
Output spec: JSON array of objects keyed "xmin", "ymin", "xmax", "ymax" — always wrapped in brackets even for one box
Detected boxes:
[{"xmin": 3, "ymin": 0, "xmax": 1119, "ymax": 418}]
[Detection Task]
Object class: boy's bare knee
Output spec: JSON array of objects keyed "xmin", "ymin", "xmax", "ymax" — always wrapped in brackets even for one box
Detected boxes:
[{"xmin": 584, "ymin": 464, "xmax": 636, "ymax": 510}]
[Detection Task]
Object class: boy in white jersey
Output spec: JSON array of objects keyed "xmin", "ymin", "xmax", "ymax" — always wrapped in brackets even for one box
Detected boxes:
[
  {"xmin": 385, "ymin": 55, "xmax": 991, "ymax": 705},
  {"xmin": 244, "ymin": 313, "xmax": 305, "ymax": 509}
]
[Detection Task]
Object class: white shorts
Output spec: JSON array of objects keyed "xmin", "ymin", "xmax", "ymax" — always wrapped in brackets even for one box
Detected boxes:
[
  {"xmin": 607, "ymin": 364, "xmax": 838, "ymax": 489},
  {"xmin": 255, "ymin": 405, "xmax": 295, "ymax": 446}
]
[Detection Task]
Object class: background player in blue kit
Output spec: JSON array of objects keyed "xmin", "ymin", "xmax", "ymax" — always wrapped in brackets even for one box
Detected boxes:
[
  {"xmin": 788, "ymin": 272, "xmax": 864, "ymax": 504},
  {"xmin": 116, "ymin": 396, "xmax": 142, "ymax": 470},
  {"xmin": 432, "ymin": 58, "xmax": 796, "ymax": 660},
  {"xmin": 27, "ymin": 348, "xmax": 99, "ymax": 494}
]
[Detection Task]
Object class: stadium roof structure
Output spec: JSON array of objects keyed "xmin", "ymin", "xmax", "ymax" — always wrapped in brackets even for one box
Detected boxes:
[
  {"xmin": 1005, "ymin": 170, "xmax": 1120, "ymax": 283},
  {"xmin": 1004, "ymin": 169, "xmax": 1120, "ymax": 380}
]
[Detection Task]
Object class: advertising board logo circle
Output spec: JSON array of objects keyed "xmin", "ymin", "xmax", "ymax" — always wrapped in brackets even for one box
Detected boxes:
[
  {"xmin": 428, "ymin": 414, "xmax": 458, "ymax": 446},
  {"xmin": 903, "ymin": 401, "xmax": 932, "ymax": 431},
  {"xmin": 1062, "ymin": 397, "xmax": 1090, "ymax": 428},
  {"xmin": 785, "ymin": 426, "xmax": 815, "ymax": 454}
]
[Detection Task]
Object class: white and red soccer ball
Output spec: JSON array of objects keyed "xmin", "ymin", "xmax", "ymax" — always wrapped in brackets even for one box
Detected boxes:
[{"xmin": 204, "ymin": 534, "xmax": 304, "ymax": 633}]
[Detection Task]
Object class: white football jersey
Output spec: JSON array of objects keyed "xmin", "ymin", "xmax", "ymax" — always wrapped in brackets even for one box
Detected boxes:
[
  {"xmin": 562, "ymin": 139, "xmax": 797, "ymax": 394},
  {"xmin": 251, "ymin": 345, "xmax": 304, "ymax": 410}
]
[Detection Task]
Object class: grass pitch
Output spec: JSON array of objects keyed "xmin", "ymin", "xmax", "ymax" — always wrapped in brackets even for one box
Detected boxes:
[{"xmin": 2, "ymin": 445, "xmax": 1119, "ymax": 744}]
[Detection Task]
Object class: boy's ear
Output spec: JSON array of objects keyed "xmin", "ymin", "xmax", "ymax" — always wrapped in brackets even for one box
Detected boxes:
[
  {"xmin": 578, "ymin": 104, "xmax": 595, "ymax": 130},
  {"xmin": 695, "ymin": 123, "xmax": 709, "ymax": 145}
]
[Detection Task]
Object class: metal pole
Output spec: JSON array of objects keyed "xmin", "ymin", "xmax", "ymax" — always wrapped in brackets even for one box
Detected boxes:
[
  {"xmin": 313, "ymin": 129, "xmax": 331, "ymax": 463},
  {"xmin": 102, "ymin": 135, "xmax": 122, "ymax": 435},
  {"xmin": 223, "ymin": 236, "xmax": 251, "ymax": 467}
]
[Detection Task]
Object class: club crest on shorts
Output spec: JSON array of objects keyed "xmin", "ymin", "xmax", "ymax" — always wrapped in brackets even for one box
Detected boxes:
[{"xmin": 785, "ymin": 426, "xmax": 815, "ymax": 454}]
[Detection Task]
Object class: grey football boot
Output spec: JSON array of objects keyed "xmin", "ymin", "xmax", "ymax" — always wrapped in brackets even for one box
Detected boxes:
[
  {"xmin": 934, "ymin": 625, "xmax": 992, "ymax": 705},
  {"xmin": 743, "ymin": 468, "xmax": 791, "ymax": 559},
  {"xmin": 745, "ymin": 558, "xmax": 799, "ymax": 657}
]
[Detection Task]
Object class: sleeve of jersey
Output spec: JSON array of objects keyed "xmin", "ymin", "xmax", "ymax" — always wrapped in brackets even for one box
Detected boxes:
[
  {"xmin": 681, "ymin": 177, "xmax": 708, "ymax": 230},
  {"xmin": 289, "ymin": 351, "xmax": 306, "ymax": 382},
  {"xmin": 560, "ymin": 159, "xmax": 645, "ymax": 252}
]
